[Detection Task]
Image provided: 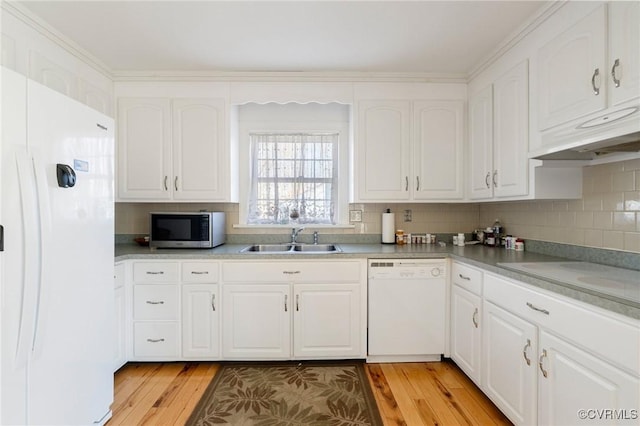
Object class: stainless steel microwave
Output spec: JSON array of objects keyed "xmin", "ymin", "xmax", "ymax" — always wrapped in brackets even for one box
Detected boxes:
[{"xmin": 149, "ymin": 212, "xmax": 225, "ymax": 249}]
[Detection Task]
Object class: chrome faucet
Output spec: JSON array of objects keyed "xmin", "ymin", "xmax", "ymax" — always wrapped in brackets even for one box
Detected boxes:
[{"xmin": 291, "ymin": 227, "xmax": 305, "ymax": 244}]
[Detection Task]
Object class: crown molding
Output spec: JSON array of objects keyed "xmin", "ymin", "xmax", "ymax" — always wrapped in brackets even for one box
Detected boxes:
[
  {"xmin": 2, "ymin": 0, "xmax": 113, "ymax": 78},
  {"xmin": 468, "ymin": 0, "xmax": 567, "ymax": 81},
  {"xmin": 111, "ymin": 70, "xmax": 468, "ymax": 84}
]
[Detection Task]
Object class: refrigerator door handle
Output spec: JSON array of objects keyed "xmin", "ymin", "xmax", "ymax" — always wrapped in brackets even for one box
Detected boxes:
[
  {"xmin": 30, "ymin": 154, "xmax": 52, "ymax": 356},
  {"xmin": 14, "ymin": 152, "xmax": 40, "ymax": 365}
]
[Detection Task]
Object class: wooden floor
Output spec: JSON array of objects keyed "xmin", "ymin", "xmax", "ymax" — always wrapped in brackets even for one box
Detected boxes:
[{"xmin": 108, "ymin": 360, "xmax": 512, "ymax": 425}]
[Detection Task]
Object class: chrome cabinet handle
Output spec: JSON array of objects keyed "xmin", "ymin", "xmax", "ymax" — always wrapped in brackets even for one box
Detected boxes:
[
  {"xmin": 147, "ymin": 338, "xmax": 165, "ymax": 343},
  {"xmin": 591, "ymin": 68, "xmax": 600, "ymax": 95},
  {"xmin": 492, "ymin": 170, "xmax": 498, "ymax": 188},
  {"xmin": 164, "ymin": 176, "xmax": 168, "ymax": 191},
  {"xmin": 416, "ymin": 176, "xmax": 420, "ymax": 191},
  {"xmin": 174, "ymin": 176, "xmax": 178, "ymax": 191},
  {"xmin": 405, "ymin": 176, "xmax": 409, "ymax": 191},
  {"xmin": 611, "ymin": 59, "xmax": 621, "ymax": 88},
  {"xmin": 296, "ymin": 294, "xmax": 299, "ymax": 311},
  {"xmin": 485, "ymin": 172, "xmax": 490, "ymax": 189},
  {"xmin": 283, "ymin": 271, "xmax": 301, "ymax": 275},
  {"xmin": 526, "ymin": 302, "xmax": 550, "ymax": 315},
  {"xmin": 472, "ymin": 308, "xmax": 479, "ymax": 328},
  {"xmin": 523, "ymin": 339, "xmax": 531, "ymax": 366},
  {"xmin": 191, "ymin": 271, "xmax": 209, "ymax": 275},
  {"xmin": 284, "ymin": 294, "xmax": 288, "ymax": 312},
  {"xmin": 146, "ymin": 271, "xmax": 164, "ymax": 275},
  {"xmin": 211, "ymin": 294, "xmax": 216, "ymax": 311},
  {"xmin": 539, "ymin": 349, "xmax": 548, "ymax": 378},
  {"xmin": 146, "ymin": 300, "xmax": 164, "ymax": 305},
  {"xmin": 458, "ymin": 273, "xmax": 471, "ymax": 281}
]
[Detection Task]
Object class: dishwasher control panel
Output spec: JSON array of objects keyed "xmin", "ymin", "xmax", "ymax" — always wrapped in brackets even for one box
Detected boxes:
[{"xmin": 369, "ymin": 260, "xmax": 446, "ymax": 279}]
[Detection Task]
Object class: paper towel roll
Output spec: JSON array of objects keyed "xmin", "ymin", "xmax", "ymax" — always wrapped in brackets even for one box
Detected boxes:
[{"xmin": 381, "ymin": 212, "xmax": 395, "ymax": 244}]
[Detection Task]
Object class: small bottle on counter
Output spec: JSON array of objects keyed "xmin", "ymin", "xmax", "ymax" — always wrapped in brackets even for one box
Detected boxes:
[
  {"xmin": 485, "ymin": 229, "xmax": 496, "ymax": 247},
  {"xmin": 396, "ymin": 230, "xmax": 404, "ymax": 245},
  {"xmin": 515, "ymin": 238, "xmax": 525, "ymax": 251},
  {"xmin": 457, "ymin": 233, "xmax": 465, "ymax": 246}
]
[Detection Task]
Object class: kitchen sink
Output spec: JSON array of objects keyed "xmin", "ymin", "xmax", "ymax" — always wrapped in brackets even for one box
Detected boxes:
[{"xmin": 239, "ymin": 243, "xmax": 341, "ymax": 253}]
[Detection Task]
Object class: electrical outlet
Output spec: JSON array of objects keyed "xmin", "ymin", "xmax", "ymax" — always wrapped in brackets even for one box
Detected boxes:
[
  {"xmin": 349, "ymin": 210, "xmax": 363, "ymax": 222},
  {"xmin": 404, "ymin": 209, "xmax": 412, "ymax": 222}
]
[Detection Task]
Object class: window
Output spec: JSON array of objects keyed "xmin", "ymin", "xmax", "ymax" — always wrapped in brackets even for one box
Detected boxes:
[{"xmin": 247, "ymin": 132, "xmax": 338, "ymax": 225}]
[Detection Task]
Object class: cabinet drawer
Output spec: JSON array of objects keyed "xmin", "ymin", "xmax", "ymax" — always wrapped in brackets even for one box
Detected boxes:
[
  {"xmin": 134, "ymin": 285, "xmax": 179, "ymax": 320},
  {"xmin": 451, "ymin": 262, "xmax": 482, "ymax": 295},
  {"xmin": 133, "ymin": 262, "xmax": 179, "ymax": 283},
  {"xmin": 223, "ymin": 261, "xmax": 362, "ymax": 283},
  {"xmin": 133, "ymin": 322, "xmax": 179, "ymax": 358},
  {"xmin": 182, "ymin": 262, "xmax": 219, "ymax": 283},
  {"xmin": 485, "ymin": 273, "xmax": 640, "ymax": 374}
]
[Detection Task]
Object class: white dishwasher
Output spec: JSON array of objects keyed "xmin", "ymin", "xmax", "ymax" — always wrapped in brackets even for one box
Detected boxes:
[{"xmin": 368, "ymin": 259, "xmax": 446, "ymax": 363}]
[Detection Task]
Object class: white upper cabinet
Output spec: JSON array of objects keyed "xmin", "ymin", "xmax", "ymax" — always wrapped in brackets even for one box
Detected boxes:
[
  {"xmin": 468, "ymin": 61, "xmax": 529, "ymax": 200},
  {"xmin": 355, "ymin": 100, "xmax": 412, "ymax": 201},
  {"xmin": 608, "ymin": 1, "xmax": 640, "ymax": 108},
  {"xmin": 537, "ymin": 5, "xmax": 607, "ymax": 131},
  {"xmin": 354, "ymin": 91, "xmax": 465, "ymax": 202},
  {"xmin": 172, "ymin": 99, "xmax": 226, "ymax": 200},
  {"xmin": 413, "ymin": 101, "xmax": 464, "ymax": 200},
  {"xmin": 117, "ymin": 96, "xmax": 232, "ymax": 201},
  {"xmin": 537, "ymin": 3, "xmax": 639, "ymax": 132},
  {"xmin": 117, "ymin": 98, "xmax": 172, "ymax": 200}
]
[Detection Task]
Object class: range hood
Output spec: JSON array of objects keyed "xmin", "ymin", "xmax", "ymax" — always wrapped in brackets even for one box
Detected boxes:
[{"xmin": 530, "ymin": 106, "xmax": 640, "ymax": 161}]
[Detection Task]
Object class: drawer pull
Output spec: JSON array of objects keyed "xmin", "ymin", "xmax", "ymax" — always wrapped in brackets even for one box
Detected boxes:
[
  {"xmin": 539, "ymin": 349, "xmax": 548, "ymax": 378},
  {"xmin": 146, "ymin": 300, "xmax": 165, "ymax": 305},
  {"xmin": 472, "ymin": 308, "xmax": 479, "ymax": 328},
  {"xmin": 147, "ymin": 338, "xmax": 165, "ymax": 343},
  {"xmin": 146, "ymin": 271, "xmax": 164, "ymax": 275},
  {"xmin": 211, "ymin": 294, "xmax": 216, "ymax": 311},
  {"xmin": 458, "ymin": 273, "xmax": 471, "ymax": 281},
  {"xmin": 191, "ymin": 271, "xmax": 209, "ymax": 275},
  {"xmin": 526, "ymin": 302, "xmax": 550, "ymax": 315},
  {"xmin": 284, "ymin": 294, "xmax": 288, "ymax": 312},
  {"xmin": 283, "ymin": 271, "xmax": 301, "ymax": 275},
  {"xmin": 523, "ymin": 339, "xmax": 531, "ymax": 366}
]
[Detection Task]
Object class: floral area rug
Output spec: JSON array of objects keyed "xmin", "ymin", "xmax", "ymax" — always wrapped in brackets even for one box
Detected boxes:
[{"xmin": 186, "ymin": 361, "xmax": 383, "ymax": 426}]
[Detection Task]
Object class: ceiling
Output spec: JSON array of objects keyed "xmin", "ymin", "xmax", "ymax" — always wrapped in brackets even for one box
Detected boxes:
[{"xmin": 18, "ymin": 1, "xmax": 547, "ymax": 76}]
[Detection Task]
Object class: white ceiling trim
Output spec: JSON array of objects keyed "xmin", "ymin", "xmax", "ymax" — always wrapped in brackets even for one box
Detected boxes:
[{"xmin": 2, "ymin": 1, "xmax": 113, "ymax": 78}]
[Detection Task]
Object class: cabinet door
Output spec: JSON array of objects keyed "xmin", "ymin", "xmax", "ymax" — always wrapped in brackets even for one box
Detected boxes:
[
  {"xmin": 182, "ymin": 284, "xmax": 219, "ymax": 359},
  {"xmin": 468, "ymin": 85, "xmax": 494, "ymax": 200},
  {"xmin": 117, "ymin": 98, "xmax": 172, "ymax": 200},
  {"xmin": 450, "ymin": 285, "xmax": 482, "ymax": 385},
  {"xmin": 608, "ymin": 1, "xmax": 640, "ymax": 108},
  {"xmin": 413, "ymin": 101, "xmax": 464, "ymax": 200},
  {"xmin": 537, "ymin": 5, "xmax": 607, "ymax": 131},
  {"xmin": 172, "ymin": 98, "xmax": 227, "ymax": 201},
  {"xmin": 355, "ymin": 100, "xmax": 411, "ymax": 201},
  {"xmin": 493, "ymin": 60, "xmax": 528, "ymax": 198},
  {"xmin": 293, "ymin": 284, "xmax": 361, "ymax": 358},
  {"xmin": 538, "ymin": 330, "xmax": 639, "ymax": 426},
  {"xmin": 222, "ymin": 284, "xmax": 291, "ymax": 359},
  {"xmin": 483, "ymin": 301, "xmax": 538, "ymax": 426}
]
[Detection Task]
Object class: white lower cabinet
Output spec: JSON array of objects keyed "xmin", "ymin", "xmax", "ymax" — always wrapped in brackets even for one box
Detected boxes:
[
  {"xmin": 450, "ymin": 285, "xmax": 482, "ymax": 385},
  {"xmin": 538, "ymin": 330, "xmax": 639, "ymax": 426},
  {"xmin": 482, "ymin": 301, "xmax": 537, "ymax": 425},
  {"xmin": 222, "ymin": 284, "xmax": 291, "ymax": 359},
  {"xmin": 221, "ymin": 260, "xmax": 366, "ymax": 360},
  {"xmin": 182, "ymin": 284, "xmax": 219, "ymax": 359},
  {"xmin": 293, "ymin": 284, "xmax": 361, "ymax": 358},
  {"xmin": 482, "ymin": 272, "xmax": 640, "ymax": 426}
]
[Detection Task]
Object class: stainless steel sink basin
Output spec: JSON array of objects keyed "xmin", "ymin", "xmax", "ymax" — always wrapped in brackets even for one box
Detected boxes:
[
  {"xmin": 292, "ymin": 244, "xmax": 341, "ymax": 252},
  {"xmin": 239, "ymin": 244, "xmax": 293, "ymax": 253},
  {"xmin": 239, "ymin": 243, "xmax": 341, "ymax": 253}
]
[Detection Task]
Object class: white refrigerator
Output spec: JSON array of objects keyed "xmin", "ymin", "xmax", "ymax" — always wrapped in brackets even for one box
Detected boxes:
[{"xmin": 1, "ymin": 67, "xmax": 114, "ymax": 425}]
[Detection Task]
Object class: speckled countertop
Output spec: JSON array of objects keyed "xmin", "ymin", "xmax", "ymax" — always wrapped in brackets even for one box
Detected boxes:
[{"xmin": 115, "ymin": 243, "xmax": 640, "ymax": 319}]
